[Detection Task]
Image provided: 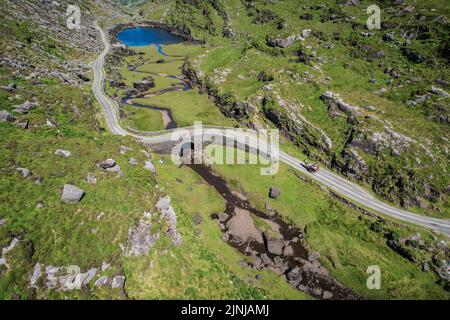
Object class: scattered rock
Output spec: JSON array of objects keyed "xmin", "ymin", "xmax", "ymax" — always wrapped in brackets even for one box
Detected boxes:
[
  {"xmin": 382, "ymin": 33, "xmax": 395, "ymax": 42},
  {"xmin": 101, "ymin": 261, "xmax": 111, "ymax": 272},
  {"xmin": 144, "ymin": 160, "xmax": 156, "ymax": 173},
  {"xmin": 431, "ymin": 86, "xmax": 450, "ymax": 98},
  {"xmin": 61, "ymin": 184, "xmax": 85, "ymax": 203},
  {"xmin": 266, "ymin": 238, "xmax": 284, "ymax": 255},
  {"xmin": 54, "ymin": 149, "xmax": 71, "ymax": 157},
  {"xmin": 16, "ymin": 167, "xmax": 31, "ymax": 178},
  {"xmin": 375, "ymin": 88, "xmax": 388, "ymax": 95},
  {"xmin": 94, "ymin": 276, "xmax": 108, "ymax": 287},
  {"xmin": 269, "ymin": 186, "xmax": 281, "ymax": 199},
  {"xmin": 0, "ymin": 110, "xmax": 15, "ymax": 122},
  {"xmin": 129, "ymin": 158, "xmax": 138, "ymax": 166},
  {"xmin": 111, "ymin": 275, "xmax": 125, "ymax": 289},
  {"xmin": 30, "ymin": 263, "xmax": 41, "ymax": 288},
  {"xmin": 192, "ymin": 213, "xmax": 202, "ymax": 225},
  {"xmin": 301, "ymin": 29, "xmax": 311, "ymax": 38},
  {"xmin": 217, "ymin": 213, "xmax": 229, "ymax": 222},
  {"xmin": 12, "ymin": 101, "xmax": 37, "ymax": 114},
  {"xmin": 86, "ymin": 172, "xmax": 97, "ymax": 184},
  {"xmin": 283, "ymin": 244, "xmax": 294, "ymax": 257},
  {"xmin": 98, "ymin": 158, "xmax": 116, "ymax": 169},
  {"xmin": 267, "ymin": 34, "xmax": 298, "ymax": 48},
  {"xmin": 308, "ymin": 251, "xmax": 320, "ymax": 262}
]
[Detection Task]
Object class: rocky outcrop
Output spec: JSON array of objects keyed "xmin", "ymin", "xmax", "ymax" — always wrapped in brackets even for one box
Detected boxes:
[
  {"xmin": 156, "ymin": 196, "xmax": 181, "ymax": 246},
  {"xmin": 126, "ymin": 211, "xmax": 159, "ymax": 257}
]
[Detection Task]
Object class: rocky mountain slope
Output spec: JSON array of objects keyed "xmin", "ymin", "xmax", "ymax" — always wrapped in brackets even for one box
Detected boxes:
[{"xmin": 140, "ymin": 0, "xmax": 450, "ymax": 218}]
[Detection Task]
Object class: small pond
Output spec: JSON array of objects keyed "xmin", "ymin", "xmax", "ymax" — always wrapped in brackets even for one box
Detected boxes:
[{"xmin": 117, "ymin": 27, "xmax": 183, "ymax": 47}]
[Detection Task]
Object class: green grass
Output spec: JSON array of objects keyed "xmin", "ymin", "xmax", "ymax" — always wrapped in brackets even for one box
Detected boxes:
[{"xmin": 122, "ymin": 105, "xmax": 165, "ymax": 131}]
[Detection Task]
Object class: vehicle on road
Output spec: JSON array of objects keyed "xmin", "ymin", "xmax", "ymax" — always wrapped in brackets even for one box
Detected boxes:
[{"xmin": 302, "ymin": 160, "xmax": 319, "ymax": 173}]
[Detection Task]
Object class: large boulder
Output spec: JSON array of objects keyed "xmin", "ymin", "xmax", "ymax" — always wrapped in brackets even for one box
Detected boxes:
[
  {"xmin": 266, "ymin": 238, "xmax": 284, "ymax": 255},
  {"xmin": 61, "ymin": 184, "xmax": 85, "ymax": 203}
]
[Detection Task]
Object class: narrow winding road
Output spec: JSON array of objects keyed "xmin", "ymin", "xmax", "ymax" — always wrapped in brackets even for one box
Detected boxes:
[{"xmin": 92, "ymin": 24, "xmax": 450, "ymax": 237}]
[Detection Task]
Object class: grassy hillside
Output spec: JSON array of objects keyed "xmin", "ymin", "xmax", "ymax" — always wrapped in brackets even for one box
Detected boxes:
[{"xmin": 137, "ymin": 0, "xmax": 450, "ymax": 218}]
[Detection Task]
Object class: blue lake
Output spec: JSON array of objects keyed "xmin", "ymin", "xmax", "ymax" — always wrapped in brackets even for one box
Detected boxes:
[{"xmin": 117, "ymin": 27, "xmax": 182, "ymax": 47}]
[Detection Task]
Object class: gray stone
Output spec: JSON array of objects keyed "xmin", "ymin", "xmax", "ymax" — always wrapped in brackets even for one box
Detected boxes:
[
  {"xmin": 16, "ymin": 120, "xmax": 29, "ymax": 129},
  {"xmin": 12, "ymin": 101, "xmax": 37, "ymax": 114},
  {"xmin": 98, "ymin": 158, "xmax": 116, "ymax": 169},
  {"xmin": 111, "ymin": 275, "xmax": 125, "ymax": 289},
  {"xmin": 217, "ymin": 213, "xmax": 229, "ymax": 222},
  {"xmin": 431, "ymin": 86, "xmax": 450, "ymax": 98},
  {"xmin": 129, "ymin": 158, "xmax": 137, "ymax": 166},
  {"xmin": 267, "ymin": 238, "xmax": 284, "ymax": 255},
  {"xmin": 383, "ymin": 33, "xmax": 395, "ymax": 42},
  {"xmin": 30, "ymin": 263, "xmax": 41, "ymax": 287},
  {"xmin": 61, "ymin": 184, "xmax": 85, "ymax": 203},
  {"xmin": 106, "ymin": 164, "xmax": 122, "ymax": 175},
  {"xmin": 144, "ymin": 160, "xmax": 156, "ymax": 173},
  {"xmin": 267, "ymin": 35, "xmax": 298, "ymax": 48},
  {"xmin": 54, "ymin": 149, "xmax": 71, "ymax": 157},
  {"xmin": 0, "ymin": 110, "xmax": 15, "ymax": 122},
  {"xmin": 45, "ymin": 265, "xmax": 59, "ymax": 276},
  {"xmin": 269, "ymin": 186, "xmax": 281, "ymax": 199},
  {"xmin": 283, "ymin": 244, "xmax": 294, "ymax": 257},
  {"xmin": 86, "ymin": 172, "xmax": 97, "ymax": 184},
  {"xmin": 94, "ymin": 275, "xmax": 108, "ymax": 287},
  {"xmin": 34, "ymin": 176, "xmax": 44, "ymax": 186},
  {"xmin": 375, "ymin": 88, "xmax": 388, "ymax": 95},
  {"xmin": 192, "ymin": 213, "xmax": 202, "ymax": 225},
  {"xmin": 301, "ymin": 29, "xmax": 311, "ymax": 38},
  {"xmin": 119, "ymin": 145, "xmax": 130, "ymax": 154},
  {"xmin": 308, "ymin": 251, "xmax": 320, "ymax": 262},
  {"xmin": 323, "ymin": 290, "xmax": 333, "ymax": 299},
  {"xmin": 16, "ymin": 167, "xmax": 31, "ymax": 178},
  {"xmin": 101, "ymin": 261, "xmax": 111, "ymax": 271},
  {"xmin": 221, "ymin": 232, "xmax": 230, "ymax": 242}
]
